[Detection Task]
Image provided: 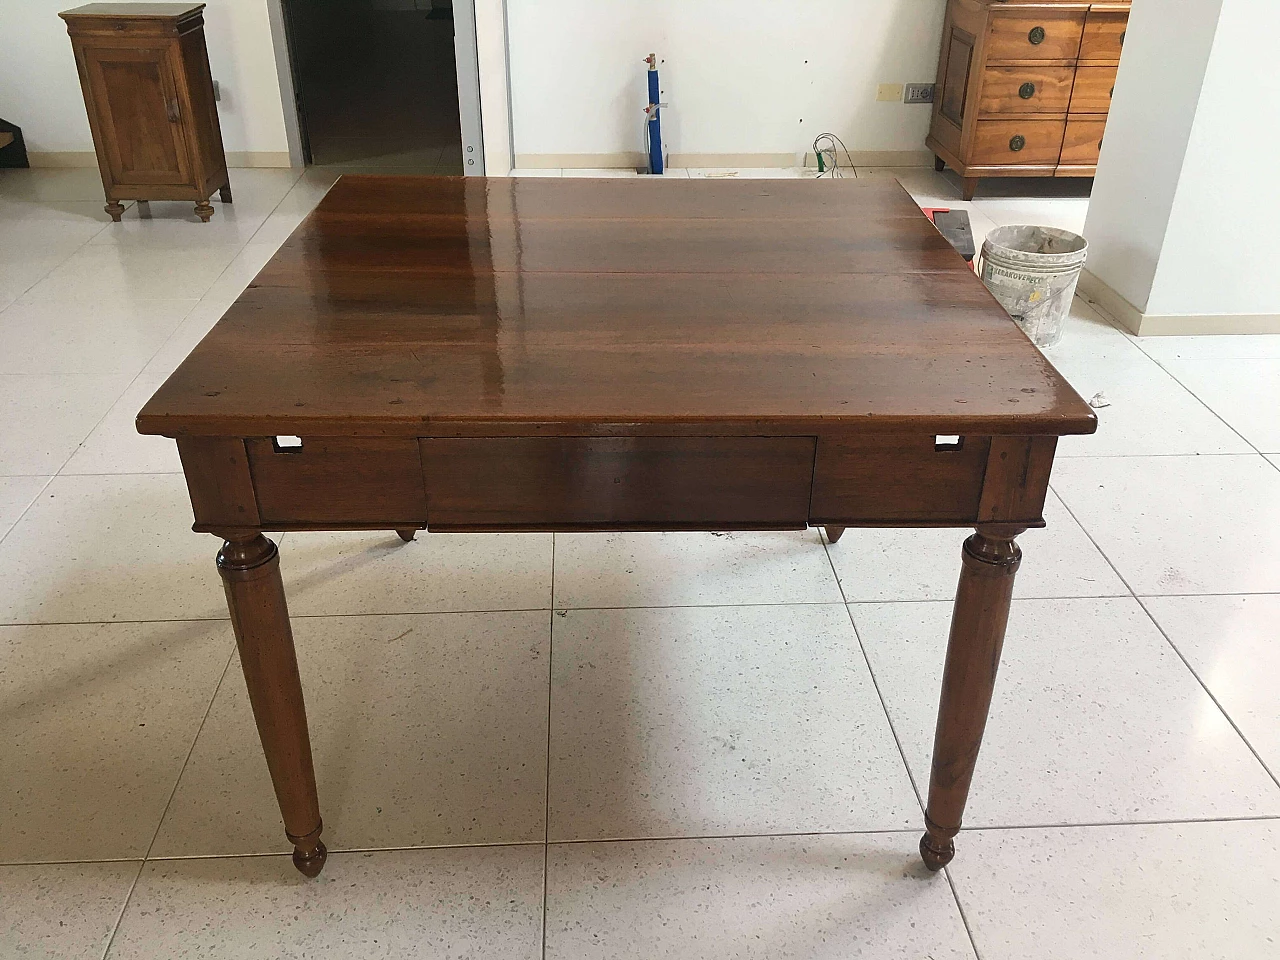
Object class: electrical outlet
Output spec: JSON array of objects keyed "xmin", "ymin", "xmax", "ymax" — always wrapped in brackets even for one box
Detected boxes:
[
  {"xmin": 876, "ymin": 84, "xmax": 905, "ymax": 102},
  {"xmin": 904, "ymin": 83, "xmax": 935, "ymax": 104}
]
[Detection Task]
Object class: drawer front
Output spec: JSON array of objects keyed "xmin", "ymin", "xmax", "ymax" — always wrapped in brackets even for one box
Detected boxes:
[
  {"xmin": 1060, "ymin": 116, "xmax": 1108, "ymax": 164},
  {"xmin": 810, "ymin": 435, "xmax": 991, "ymax": 524},
  {"xmin": 1070, "ymin": 65, "xmax": 1119, "ymax": 114},
  {"xmin": 978, "ymin": 65, "xmax": 1076, "ymax": 116},
  {"xmin": 986, "ymin": 10, "xmax": 1086, "ymax": 62},
  {"xmin": 970, "ymin": 119, "xmax": 1066, "ymax": 166},
  {"xmin": 1079, "ymin": 9, "xmax": 1128, "ymax": 61},
  {"xmin": 421, "ymin": 436, "xmax": 816, "ymax": 529},
  {"xmin": 246, "ymin": 438, "xmax": 426, "ymax": 524}
]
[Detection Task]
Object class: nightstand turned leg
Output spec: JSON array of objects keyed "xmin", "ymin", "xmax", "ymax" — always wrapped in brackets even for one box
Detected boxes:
[
  {"xmin": 823, "ymin": 525, "xmax": 846, "ymax": 544},
  {"xmin": 217, "ymin": 534, "xmax": 327, "ymax": 877},
  {"xmin": 105, "ymin": 200, "xmax": 125, "ymax": 222},
  {"xmin": 195, "ymin": 200, "xmax": 214, "ymax": 222},
  {"xmin": 219, "ymin": 183, "xmax": 233, "ymax": 203},
  {"xmin": 395, "ymin": 529, "xmax": 417, "ymax": 542},
  {"xmin": 920, "ymin": 524, "xmax": 1024, "ymax": 871}
]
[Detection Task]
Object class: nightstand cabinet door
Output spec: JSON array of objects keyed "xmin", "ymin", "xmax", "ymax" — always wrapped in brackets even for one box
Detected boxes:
[{"xmin": 80, "ymin": 43, "xmax": 191, "ymax": 188}]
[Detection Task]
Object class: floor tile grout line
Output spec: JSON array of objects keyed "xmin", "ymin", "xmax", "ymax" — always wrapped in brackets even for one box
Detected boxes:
[
  {"xmin": 8, "ymin": 586, "xmax": 1280, "ymax": 631},
  {"xmin": 1049, "ymin": 483, "xmax": 1280, "ymax": 791},
  {"xmin": 1145, "ymin": 355, "xmax": 1266, "ymax": 457},
  {"xmin": 95, "ymin": 860, "xmax": 146, "ymax": 960},
  {"xmin": 824, "ymin": 535, "xmax": 984, "ymax": 960},
  {"xmin": 541, "ymin": 535, "xmax": 556, "ymax": 960},
  {"xmin": 1132, "ymin": 594, "xmax": 1280, "ymax": 792},
  {"xmin": 13, "ymin": 812, "xmax": 1280, "ymax": 870},
  {"xmin": 822, "ymin": 537, "xmax": 926, "ymax": 814},
  {"xmin": 96, "ymin": 640, "xmax": 236, "ymax": 960},
  {"xmin": 137, "ymin": 639, "xmax": 239, "ymax": 861},
  {"xmin": 0, "ymin": 474, "xmax": 56, "ymax": 552}
]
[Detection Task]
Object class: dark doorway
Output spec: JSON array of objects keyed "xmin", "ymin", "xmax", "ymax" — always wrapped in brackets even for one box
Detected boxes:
[{"xmin": 282, "ymin": 0, "xmax": 463, "ymax": 172}]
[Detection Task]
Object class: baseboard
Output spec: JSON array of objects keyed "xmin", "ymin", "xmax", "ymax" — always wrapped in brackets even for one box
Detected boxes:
[
  {"xmin": 515, "ymin": 152, "xmax": 647, "ymax": 170},
  {"xmin": 27, "ymin": 150, "xmax": 293, "ymax": 169},
  {"xmin": 515, "ymin": 150, "xmax": 935, "ymax": 171},
  {"xmin": 667, "ymin": 152, "xmax": 798, "ymax": 168},
  {"xmin": 26, "ymin": 151, "xmax": 97, "ymax": 168},
  {"xmin": 226, "ymin": 151, "xmax": 293, "ymax": 168},
  {"xmin": 1079, "ymin": 269, "xmax": 1280, "ymax": 336},
  {"xmin": 803, "ymin": 149, "xmax": 934, "ymax": 169}
]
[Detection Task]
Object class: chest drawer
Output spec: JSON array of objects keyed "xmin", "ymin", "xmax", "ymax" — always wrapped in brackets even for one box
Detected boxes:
[
  {"xmin": 1070, "ymin": 65, "xmax": 1119, "ymax": 114},
  {"xmin": 970, "ymin": 119, "xmax": 1066, "ymax": 166},
  {"xmin": 1060, "ymin": 117, "xmax": 1108, "ymax": 164},
  {"xmin": 246, "ymin": 437, "xmax": 427, "ymax": 525},
  {"xmin": 986, "ymin": 10, "xmax": 1086, "ymax": 62},
  {"xmin": 1079, "ymin": 8, "xmax": 1128, "ymax": 62},
  {"xmin": 979, "ymin": 65, "xmax": 1076, "ymax": 116},
  {"xmin": 811, "ymin": 435, "xmax": 991, "ymax": 524},
  {"xmin": 420, "ymin": 436, "xmax": 816, "ymax": 530}
]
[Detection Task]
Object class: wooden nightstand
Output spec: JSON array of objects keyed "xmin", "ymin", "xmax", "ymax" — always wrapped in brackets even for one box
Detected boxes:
[{"xmin": 60, "ymin": 3, "xmax": 231, "ymax": 222}]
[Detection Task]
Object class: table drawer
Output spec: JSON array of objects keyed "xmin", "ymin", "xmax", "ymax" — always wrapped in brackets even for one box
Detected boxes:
[
  {"xmin": 810, "ymin": 435, "xmax": 991, "ymax": 524},
  {"xmin": 1079, "ymin": 8, "xmax": 1128, "ymax": 62},
  {"xmin": 970, "ymin": 119, "xmax": 1066, "ymax": 166},
  {"xmin": 1070, "ymin": 65, "xmax": 1119, "ymax": 114},
  {"xmin": 246, "ymin": 438, "xmax": 427, "ymax": 525},
  {"xmin": 986, "ymin": 10, "xmax": 1085, "ymax": 62},
  {"xmin": 979, "ymin": 65, "xmax": 1076, "ymax": 116},
  {"xmin": 420, "ymin": 436, "xmax": 816, "ymax": 529},
  {"xmin": 1060, "ymin": 116, "xmax": 1108, "ymax": 164}
]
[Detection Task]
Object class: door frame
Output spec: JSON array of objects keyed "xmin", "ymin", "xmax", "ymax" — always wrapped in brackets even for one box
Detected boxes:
[{"xmin": 263, "ymin": 0, "xmax": 511, "ymax": 174}]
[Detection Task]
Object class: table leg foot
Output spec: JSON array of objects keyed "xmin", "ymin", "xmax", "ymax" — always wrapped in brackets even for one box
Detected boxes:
[
  {"xmin": 919, "ymin": 524, "xmax": 1024, "ymax": 871},
  {"xmin": 217, "ymin": 534, "xmax": 325, "ymax": 877},
  {"xmin": 105, "ymin": 200, "xmax": 125, "ymax": 222},
  {"xmin": 219, "ymin": 183, "xmax": 233, "ymax": 203},
  {"xmin": 823, "ymin": 525, "xmax": 846, "ymax": 544},
  {"xmin": 288, "ymin": 824, "xmax": 327, "ymax": 877},
  {"xmin": 195, "ymin": 200, "xmax": 214, "ymax": 222},
  {"xmin": 396, "ymin": 528, "xmax": 416, "ymax": 542},
  {"xmin": 920, "ymin": 815, "xmax": 956, "ymax": 871}
]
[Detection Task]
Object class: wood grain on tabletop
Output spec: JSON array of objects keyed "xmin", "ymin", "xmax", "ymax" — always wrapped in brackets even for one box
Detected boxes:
[{"xmin": 138, "ymin": 175, "xmax": 1095, "ymax": 438}]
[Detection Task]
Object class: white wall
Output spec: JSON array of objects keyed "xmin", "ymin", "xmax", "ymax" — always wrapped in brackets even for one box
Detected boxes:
[
  {"xmin": 1081, "ymin": 0, "xmax": 1224, "ymax": 313},
  {"xmin": 506, "ymin": 0, "xmax": 946, "ymax": 165},
  {"xmin": 1083, "ymin": 0, "xmax": 1280, "ymax": 330},
  {"xmin": 0, "ymin": 0, "xmax": 290, "ymax": 160},
  {"xmin": 1144, "ymin": 0, "xmax": 1280, "ymax": 318}
]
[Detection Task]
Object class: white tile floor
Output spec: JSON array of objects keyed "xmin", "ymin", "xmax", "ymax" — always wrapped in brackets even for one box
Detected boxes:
[{"xmin": 1, "ymin": 164, "xmax": 1278, "ymax": 959}]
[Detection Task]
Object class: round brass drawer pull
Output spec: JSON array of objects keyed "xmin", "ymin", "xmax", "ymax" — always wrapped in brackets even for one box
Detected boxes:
[
  {"xmin": 1029, "ymin": 26, "xmax": 1046, "ymax": 45},
  {"xmin": 1010, "ymin": 135, "xmax": 1027, "ymax": 152},
  {"xmin": 1019, "ymin": 82, "xmax": 1036, "ymax": 99}
]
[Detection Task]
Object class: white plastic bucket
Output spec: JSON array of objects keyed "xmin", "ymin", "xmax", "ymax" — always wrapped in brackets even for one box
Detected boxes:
[{"xmin": 979, "ymin": 225, "xmax": 1088, "ymax": 348}]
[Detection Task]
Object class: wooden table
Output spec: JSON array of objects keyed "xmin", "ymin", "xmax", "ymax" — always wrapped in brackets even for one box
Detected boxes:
[{"xmin": 138, "ymin": 175, "xmax": 1096, "ymax": 877}]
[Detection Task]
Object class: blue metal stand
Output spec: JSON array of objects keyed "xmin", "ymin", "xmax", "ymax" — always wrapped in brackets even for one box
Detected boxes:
[{"xmin": 645, "ymin": 54, "xmax": 664, "ymax": 175}]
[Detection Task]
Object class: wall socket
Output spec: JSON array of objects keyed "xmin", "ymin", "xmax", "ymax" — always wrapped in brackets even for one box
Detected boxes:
[{"xmin": 904, "ymin": 83, "xmax": 936, "ymax": 104}]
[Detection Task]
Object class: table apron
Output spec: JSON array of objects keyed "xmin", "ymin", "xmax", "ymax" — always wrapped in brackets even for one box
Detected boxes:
[{"xmin": 176, "ymin": 432, "xmax": 1057, "ymax": 534}]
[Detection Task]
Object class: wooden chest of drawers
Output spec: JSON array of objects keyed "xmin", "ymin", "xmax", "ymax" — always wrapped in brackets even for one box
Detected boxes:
[{"xmin": 927, "ymin": 0, "xmax": 1129, "ymax": 199}]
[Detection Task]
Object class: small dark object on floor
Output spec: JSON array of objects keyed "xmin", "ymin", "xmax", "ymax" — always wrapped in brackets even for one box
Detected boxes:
[
  {"xmin": 930, "ymin": 210, "xmax": 977, "ymax": 262},
  {"xmin": 0, "ymin": 118, "xmax": 28, "ymax": 168}
]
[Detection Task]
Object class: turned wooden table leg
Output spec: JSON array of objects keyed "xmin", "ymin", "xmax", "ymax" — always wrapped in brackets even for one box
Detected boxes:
[
  {"xmin": 217, "ymin": 534, "xmax": 326, "ymax": 877},
  {"xmin": 195, "ymin": 199, "xmax": 214, "ymax": 222},
  {"xmin": 920, "ymin": 523, "xmax": 1025, "ymax": 871},
  {"xmin": 824, "ymin": 525, "xmax": 846, "ymax": 544},
  {"xmin": 105, "ymin": 200, "xmax": 125, "ymax": 222}
]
